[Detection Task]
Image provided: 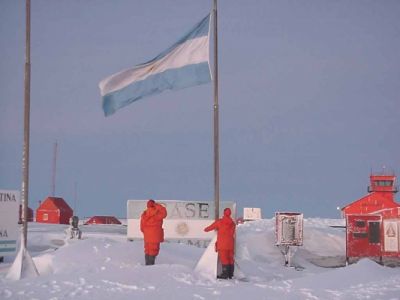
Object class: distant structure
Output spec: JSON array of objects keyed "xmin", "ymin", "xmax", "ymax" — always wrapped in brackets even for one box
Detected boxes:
[
  {"xmin": 84, "ymin": 216, "xmax": 122, "ymax": 225},
  {"xmin": 36, "ymin": 197, "xmax": 73, "ymax": 224},
  {"xmin": 243, "ymin": 207, "xmax": 262, "ymax": 221},
  {"xmin": 341, "ymin": 172, "xmax": 400, "ymax": 218}
]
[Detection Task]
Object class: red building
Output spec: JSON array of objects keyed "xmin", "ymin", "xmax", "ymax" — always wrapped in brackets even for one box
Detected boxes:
[
  {"xmin": 341, "ymin": 172, "xmax": 400, "ymax": 262},
  {"xmin": 84, "ymin": 216, "xmax": 121, "ymax": 225},
  {"xmin": 342, "ymin": 173, "xmax": 400, "ymax": 218},
  {"xmin": 36, "ymin": 197, "xmax": 73, "ymax": 224}
]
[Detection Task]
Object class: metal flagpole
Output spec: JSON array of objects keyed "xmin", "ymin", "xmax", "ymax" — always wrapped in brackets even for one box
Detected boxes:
[
  {"xmin": 7, "ymin": 0, "xmax": 39, "ymax": 280},
  {"xmin": 213, "ymin": 0, "xmax": 220, "ymax": 221},
  {"xmin": 21, "ymin": 0, "xmax": 31, "ymax": 248}
]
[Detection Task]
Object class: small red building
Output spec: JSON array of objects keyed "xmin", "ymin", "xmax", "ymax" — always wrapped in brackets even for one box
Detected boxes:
[
  {"xmin": 36, "ymin": 197, "xmax": 73, "ymax": 224},
  {"xmin": 341, "ymin": 172, "xmax": 400, "ymax": 262},
  {"xmin": 84, "ymin": 216, "xmax": 121, "ymax": 225}
]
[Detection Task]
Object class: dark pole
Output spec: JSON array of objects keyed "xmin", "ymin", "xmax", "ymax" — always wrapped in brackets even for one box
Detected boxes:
[
  {"xmin": 21, "ymin": 0, "xmax": 31, "ymax": 248},
  {"xmin": 51, "ymin": 141, "xmax": 58, "ymax": 196},
  {"xmin": 213, "ymin": 0, "xmax": 220, "ymax": 220},
  {"xmin": 74, "ymin": 181, "xmax": 78, "ymax": 214}
]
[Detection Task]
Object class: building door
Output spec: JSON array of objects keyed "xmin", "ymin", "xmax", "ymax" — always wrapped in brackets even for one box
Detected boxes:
[{"xmin": 368, "ymin": 221, "xmax": 380, "ymax": 244}]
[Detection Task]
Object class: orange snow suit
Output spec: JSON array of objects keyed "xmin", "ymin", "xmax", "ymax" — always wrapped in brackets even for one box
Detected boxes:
[
  {"xmin": 204, "ymin": 208, "xmax": 236, "ymax": 265},
  {"xmin": 140, "ymin": 201, "xmax": 167, "ymax": 256}
]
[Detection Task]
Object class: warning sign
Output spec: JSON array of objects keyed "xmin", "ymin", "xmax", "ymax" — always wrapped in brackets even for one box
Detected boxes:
[
  {"xmin": 386, "ymin": 224, "xmax": 396, "ymax": 237},
  {"xmin": 383, "ymin": 220, "xmax": 399, "ymax": 252}
]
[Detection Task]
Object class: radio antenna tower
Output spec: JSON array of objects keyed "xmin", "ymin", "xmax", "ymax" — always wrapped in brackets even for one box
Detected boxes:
[{"xmin": 51, "ymin": 141, "xmax": 58, "ymax": 196}]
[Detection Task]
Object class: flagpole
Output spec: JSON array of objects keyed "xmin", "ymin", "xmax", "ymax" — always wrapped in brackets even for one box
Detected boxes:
[
  {"xmin": 213, "ymin": 0, "xmax": 220, "ymax": 220},
  {"xmin": 22, "ymin": 0, "xmax": 31, "ymax": 248},
  {"xmin": 7, "ymin": 0, "xmax": 39, "ymax": 280}
]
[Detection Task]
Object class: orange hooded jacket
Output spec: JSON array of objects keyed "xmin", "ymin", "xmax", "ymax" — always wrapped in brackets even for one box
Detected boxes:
[
  {"xmin": 140, "ymin": 201, "xmax": 167, "ymax": 243},
  {"xmin": 204, "ymin": 208, "xmax": 235, "ymax": 251}
]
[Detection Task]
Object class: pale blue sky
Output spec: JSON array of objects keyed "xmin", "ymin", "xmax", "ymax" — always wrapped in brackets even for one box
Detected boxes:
[{"xmin": 1, "ymin": 0, "xmax": 399, "ymax": 218}]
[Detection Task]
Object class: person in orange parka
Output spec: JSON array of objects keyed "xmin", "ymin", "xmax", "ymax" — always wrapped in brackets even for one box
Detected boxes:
[
  {"xmin": 204, "ymin": 207, "xmax": 236, "ymax": 279},
  {"xmin": 140, "ymin": 199, "xmax": 167, "ymax": 265}
]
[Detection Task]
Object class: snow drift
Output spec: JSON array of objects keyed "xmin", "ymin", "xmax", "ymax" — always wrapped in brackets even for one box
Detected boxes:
[{"xmin": 1, "ymin": 218, "xmax": 399, "ymax": 300}]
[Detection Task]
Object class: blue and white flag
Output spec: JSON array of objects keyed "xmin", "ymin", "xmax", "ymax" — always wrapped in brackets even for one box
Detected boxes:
[{"xmin": 99, "ymin": 14, "xmax": 211, "ymax": 116}]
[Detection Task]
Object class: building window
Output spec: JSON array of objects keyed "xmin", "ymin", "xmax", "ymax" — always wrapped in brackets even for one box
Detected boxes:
[
  {"xmin": 43, "ymin": 213, "xmax": 48, "ymax": 221},
  {"xmin": 374, "ymin": 180, "xmax": 393, "ymax": 187},
  {"xmin": 353, "ymin": 232, "xmax": 368, "ymax": 238},
  {"xmin": 355, "ymin": 220, "xmax": 366, "ymax": 227}
]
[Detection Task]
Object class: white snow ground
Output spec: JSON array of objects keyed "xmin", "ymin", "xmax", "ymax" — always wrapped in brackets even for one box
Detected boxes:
[{"xmin": 1, "ymin": 218, "xmax": 400, "ymax": 300}]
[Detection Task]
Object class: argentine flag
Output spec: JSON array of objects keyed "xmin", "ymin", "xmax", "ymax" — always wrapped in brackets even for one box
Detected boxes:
[{"xmin": 99, "ymin": 14, "xmax": 211, "ymax": 117}]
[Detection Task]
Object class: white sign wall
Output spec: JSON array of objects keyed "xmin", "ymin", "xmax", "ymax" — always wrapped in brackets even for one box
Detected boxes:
[
  {"xmin": 0, "ymin": 190, "xmax": 20, "ymax": 256},
  {"xmin": 127, "ymin": 200, "xmax": 236, "ymax": 244}
]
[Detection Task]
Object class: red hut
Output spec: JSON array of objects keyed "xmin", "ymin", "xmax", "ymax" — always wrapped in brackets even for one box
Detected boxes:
[
  {"xmin": 84, "ymin": 216, "xmax": 121, "ymax": 225},
  {"xmin": 341, "ymin": 172, "xmax": 400, "ymax": 262},
  {"xmin": 36, "ymin": 197, "xmax": 73, "ymax": 224}
]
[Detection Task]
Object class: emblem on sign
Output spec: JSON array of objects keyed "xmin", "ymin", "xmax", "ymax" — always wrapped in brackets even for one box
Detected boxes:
[
  {"xmin": 386, "ymin": 224, "xmax": 396, "ymax": 237},
  {"xmin": 176, "ymin": 222, "xmax": 189, "ymax": 236}
]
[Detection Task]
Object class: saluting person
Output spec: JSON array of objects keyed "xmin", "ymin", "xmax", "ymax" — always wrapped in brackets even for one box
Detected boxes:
[{"xmin": 140, "ymin": 199, "xmax": 167, "ymax": 265}]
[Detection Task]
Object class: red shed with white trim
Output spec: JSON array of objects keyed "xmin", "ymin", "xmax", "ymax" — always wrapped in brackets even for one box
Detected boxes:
[
  {"xmin": 341, "ymin": 172, "xmax": 400, "ymax": 262},
  {"xmin": 36, "ymin": 197, "xmax": 73, "ymax": 224},
  {"xmin": 84, "ymin": 216, "xmax": 121, "ymax": 225}
]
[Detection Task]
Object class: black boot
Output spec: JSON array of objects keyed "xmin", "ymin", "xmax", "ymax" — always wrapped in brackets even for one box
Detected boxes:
[
  {"xmin": 228, "ymin": 264, "xmax": 234, "ymax": 279},
  {"xmin": 217, "ymin": 265, "xmax": 229, "ymax": 279},
  {"xmin": 145, "ymin": 254, "xmax": 151, "ymax": 265},
  {"xmin": 149, "ymin": 255, "xmax": 156, "ymax": 265}
]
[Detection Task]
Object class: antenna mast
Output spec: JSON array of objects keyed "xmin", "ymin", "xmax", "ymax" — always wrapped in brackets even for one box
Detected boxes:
[{"xmin": 51, "ymin": 141, "xmax": 58, "ymax": 196}]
